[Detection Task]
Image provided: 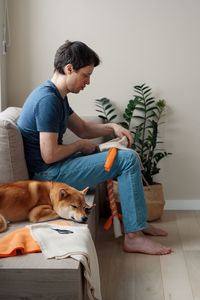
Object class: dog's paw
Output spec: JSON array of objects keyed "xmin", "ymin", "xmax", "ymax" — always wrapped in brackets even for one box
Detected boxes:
[{"xmin": 0, "ymin": 214, "xmax": 8, "ymax": 232}]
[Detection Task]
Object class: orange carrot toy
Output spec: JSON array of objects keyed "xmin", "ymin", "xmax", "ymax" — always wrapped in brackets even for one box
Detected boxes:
[{"xmin": 104, "ymin": 147, "xmax": 117, "ymax": 171}]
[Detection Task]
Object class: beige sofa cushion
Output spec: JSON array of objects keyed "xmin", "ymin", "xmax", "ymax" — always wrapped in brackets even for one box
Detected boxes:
[{"xmin": 0, "ymin": 107, "xmax": 29, "ymax": 183}]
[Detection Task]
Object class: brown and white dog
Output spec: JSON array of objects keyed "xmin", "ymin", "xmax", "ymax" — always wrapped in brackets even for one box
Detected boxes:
[{"xmin": 0, "ymin": 180, "xmax": 95, "ymax": 233}]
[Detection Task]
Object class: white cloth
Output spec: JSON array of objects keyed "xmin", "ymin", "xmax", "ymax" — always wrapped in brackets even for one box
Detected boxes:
[
  {"xmin": 99, "ymin": 136, "xmax": 130, "ymax": 151},
  {"xmin": 99, "ymin": 136, "xmax": 143, "ymax": 170},
  {"xmin": 27, "ymin": 223, "xmax": 102, "ymax": 300}
]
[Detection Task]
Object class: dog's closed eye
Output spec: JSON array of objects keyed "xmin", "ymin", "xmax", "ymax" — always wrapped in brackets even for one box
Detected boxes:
[{"xmin": 71, "ymin": 205, "xmax": 77, "ymax": 209}]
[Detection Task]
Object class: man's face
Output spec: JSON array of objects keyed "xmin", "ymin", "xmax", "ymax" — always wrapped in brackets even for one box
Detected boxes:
[{"xmin": 65, "ymin": 64, "xmax": 94, "ymax": 94}]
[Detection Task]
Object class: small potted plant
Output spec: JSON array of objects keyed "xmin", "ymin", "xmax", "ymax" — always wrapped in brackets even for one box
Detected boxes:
[{"xmin": 95, "ymin": 84, "xmax": 171, "ymax": 221}]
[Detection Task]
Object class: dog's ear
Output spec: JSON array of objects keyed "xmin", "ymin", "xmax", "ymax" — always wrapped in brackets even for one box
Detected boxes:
[
  {"xmin": 85, "ymin": 203, "xmax": 96, "ymax": 214},
  {"xmin": 59, "ymin": 189, "xmax": 68, "ymax": 199},
  {"xmin": 81, "ymin": 187, "xmax": 89, "ymax": 195}
]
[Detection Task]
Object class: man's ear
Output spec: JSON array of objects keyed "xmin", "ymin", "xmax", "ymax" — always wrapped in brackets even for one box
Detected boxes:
[
  {"xmin": 59, "ymin": 189, "xmax": 68, "ymax": 199},
  {"xmin": 81, "ymin": 187, "xmax": 89, "ymax": 195},
  {"xmin": 63, "ymin": 64, "xmax": 74, "ymax": 75}
]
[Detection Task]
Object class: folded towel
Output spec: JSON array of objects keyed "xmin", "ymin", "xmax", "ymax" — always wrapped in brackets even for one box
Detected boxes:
[
  {"xmin": 28, "ymin": 223, "xmax": 102, "ymax": 300},
  {"xmin": 0, "ymin": 221, "xmax": 70, "ymax": 257},
  {"xmin": 0, "ymin": 227, "xmax": 41, "ymax": 257}
]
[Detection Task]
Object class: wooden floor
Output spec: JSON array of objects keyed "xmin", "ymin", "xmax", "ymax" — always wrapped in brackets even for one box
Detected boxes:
[{"xmin": 96, "ymin": 211, "xmax": 200, "ymax": 300}]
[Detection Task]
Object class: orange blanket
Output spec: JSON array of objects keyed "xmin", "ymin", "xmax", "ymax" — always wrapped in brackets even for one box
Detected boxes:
[{"xmin": 0, "ymin": 221, "xmax": 70, "ymax": 257}]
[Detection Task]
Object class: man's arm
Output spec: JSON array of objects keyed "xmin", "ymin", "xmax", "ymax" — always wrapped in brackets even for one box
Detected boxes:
[
  {"xmin": 40, "ymin": 132, "xmax": 97, "ymax": 164},
  {"xmin": 40, "ymin": 113, "xmax": 133, "ymax": 165},
  {"xmin": 68, "ymin": 113, "xmax": 133, "ymax": 147}
]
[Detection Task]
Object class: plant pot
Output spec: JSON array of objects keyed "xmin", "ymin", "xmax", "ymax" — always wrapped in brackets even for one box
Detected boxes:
[
  {"xmin": 112, "ymin": 180, "xmax": 165, "ymax": 222},
  {"xmin": 144, "ymin": 183, "xmax": 165, "ymax": 221}
]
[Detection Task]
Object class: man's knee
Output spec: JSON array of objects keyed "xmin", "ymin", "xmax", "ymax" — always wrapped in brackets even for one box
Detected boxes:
[{"xmin": 116, "ymin": 150, "xmax": 140, "ymax": 170}]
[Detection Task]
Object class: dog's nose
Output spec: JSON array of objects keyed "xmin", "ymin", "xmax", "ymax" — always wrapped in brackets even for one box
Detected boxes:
[{"xmin": 81, "ymin": 216, "xmax": 88, "ymax": 223}]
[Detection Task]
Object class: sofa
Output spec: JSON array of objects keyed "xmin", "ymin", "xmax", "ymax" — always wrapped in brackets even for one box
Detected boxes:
[{"xmin": 0, "ymin": 106, "xmax": 104, "ymax": 300}]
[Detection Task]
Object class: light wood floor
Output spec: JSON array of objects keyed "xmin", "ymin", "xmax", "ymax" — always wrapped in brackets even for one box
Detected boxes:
[{"xmin": 96, "ymin": 211, "xmax": 200, "ymax": 300}]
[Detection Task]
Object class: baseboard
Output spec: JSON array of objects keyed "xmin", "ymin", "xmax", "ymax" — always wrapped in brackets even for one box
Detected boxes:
[{"xmin": 165, "ymin": 200, "xmax": 200, "ymax": 210}]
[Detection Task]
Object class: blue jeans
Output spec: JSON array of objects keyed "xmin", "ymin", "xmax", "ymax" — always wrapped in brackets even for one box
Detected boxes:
[{"xmin": 33, "ymin": 150, "xmax": 148, "ymax": 233}]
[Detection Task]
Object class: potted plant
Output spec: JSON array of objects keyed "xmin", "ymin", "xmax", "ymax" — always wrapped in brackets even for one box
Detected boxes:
[{"xmin": 95, "ymin": 84, "xmax": 172, "ymax": 221}]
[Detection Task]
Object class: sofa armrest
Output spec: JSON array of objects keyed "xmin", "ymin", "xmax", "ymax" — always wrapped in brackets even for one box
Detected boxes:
[{"xmin": 0, "ymin": 107, "xmax": 29, "ymax": 183}]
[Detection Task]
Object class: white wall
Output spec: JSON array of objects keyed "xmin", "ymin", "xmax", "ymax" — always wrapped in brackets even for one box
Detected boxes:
[
  {"xmin": 0, "ymin": 0, "xmax": 7, "ymax": 110},
  {"xmin": 6, "ymin": 0, "xmax": 200, "ymax": 203}
]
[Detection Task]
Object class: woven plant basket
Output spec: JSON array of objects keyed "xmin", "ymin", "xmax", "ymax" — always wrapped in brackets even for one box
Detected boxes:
[
  {"xmin": 112, "ymin": 179, "xmax": 165, "ymax": 222},
  {"xmin": 143, "ymin": 182, "xmax": 165, "ymax": 221}
]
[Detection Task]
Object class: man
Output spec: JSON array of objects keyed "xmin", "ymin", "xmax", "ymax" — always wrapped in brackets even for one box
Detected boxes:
[{"xmin": 17, "ymin": 40, "xmax": 171, "ymax": 255}]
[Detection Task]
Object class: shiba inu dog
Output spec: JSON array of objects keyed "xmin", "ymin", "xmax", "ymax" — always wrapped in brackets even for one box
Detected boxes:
[{"xmin": 0, "ymin": 180, "xmax": 95, "ymax": 232}]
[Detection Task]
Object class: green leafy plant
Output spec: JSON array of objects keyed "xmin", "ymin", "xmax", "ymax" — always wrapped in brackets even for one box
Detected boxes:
[
  {"xmin": 95, "ymin": 84, "xmax": 172, "ymax": 185},
  {"xmin": 95, "ymin": 97, "xmax": 117, "ymax": 122}
]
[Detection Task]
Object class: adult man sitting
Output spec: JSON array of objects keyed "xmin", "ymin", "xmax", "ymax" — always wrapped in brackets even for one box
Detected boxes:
[{"xmin": 17, "ymin": 40, "xmax": 171, "ymax": 255}]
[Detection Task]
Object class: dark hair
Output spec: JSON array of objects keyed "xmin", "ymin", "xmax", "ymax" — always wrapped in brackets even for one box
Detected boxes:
[{"xmin": 54, "ymin": 40, "xmax": 100, "ymax": 74}]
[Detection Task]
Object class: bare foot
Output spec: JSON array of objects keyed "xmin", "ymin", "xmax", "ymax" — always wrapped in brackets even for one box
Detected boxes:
[
  {"xmin": 124, "ymin": 231, "xmax": 171, "ymax": 255},
  {"xmin": 142, "ymin": 224, "xmax": 168, "ymax": 236}
]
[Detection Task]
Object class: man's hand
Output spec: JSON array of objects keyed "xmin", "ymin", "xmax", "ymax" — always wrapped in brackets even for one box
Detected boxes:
[
  {"xmin": 79, "ymin": 140, "xmax": 98, "ymax": 155},
  {"xmin": 109, "ymin": 123, "xmax": 133, "ymax": 147}
]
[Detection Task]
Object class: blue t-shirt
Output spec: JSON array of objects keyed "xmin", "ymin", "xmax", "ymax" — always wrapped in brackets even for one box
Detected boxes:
[{"xmin": 17, "ymin": 80, "xmax": 74, "ymax": 174}]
